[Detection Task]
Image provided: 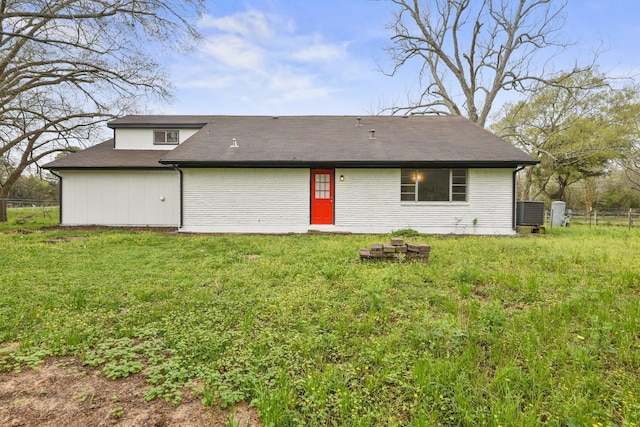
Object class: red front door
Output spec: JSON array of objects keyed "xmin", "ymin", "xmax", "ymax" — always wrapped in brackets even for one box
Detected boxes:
[{"xmin": 311, "ymin": 169, "xmax": 334, "ymax": 224}]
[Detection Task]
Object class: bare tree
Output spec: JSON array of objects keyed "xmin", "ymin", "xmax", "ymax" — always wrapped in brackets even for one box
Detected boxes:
[
  {"xmin": 0, "ymin": 0, "xmax": 205, "ymax": 221},
  {"xmin": 383, "ymin": 0, "xmax": 593, "ymax": 127}
]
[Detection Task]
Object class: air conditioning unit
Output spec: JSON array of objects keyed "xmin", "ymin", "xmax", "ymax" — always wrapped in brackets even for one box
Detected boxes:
[{"xmin": 517, "ymin": 201, "xmax": 545, "ymax": 226}]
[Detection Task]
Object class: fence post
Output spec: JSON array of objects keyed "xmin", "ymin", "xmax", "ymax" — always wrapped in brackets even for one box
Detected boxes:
[{"xmin": 629, "ymin": 208, "xmax": 633, "ymax": 230}]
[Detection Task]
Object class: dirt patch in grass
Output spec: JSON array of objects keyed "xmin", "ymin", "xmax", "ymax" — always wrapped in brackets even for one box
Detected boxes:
[
  {"xmin": 31, "ymin": 225, "xmax": 180, "ymax": 235},
  {"xmin": 42, "ymin": 236, "xmax": 90, "ymax": 244},
  {"xmin": 0, "ymin": 357, "xmax": 262, "ymax": 427}
]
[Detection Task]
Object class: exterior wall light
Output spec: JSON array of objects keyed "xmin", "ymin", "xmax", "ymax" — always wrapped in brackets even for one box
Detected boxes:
[{"xmin": 340, "ymin": 174, "xmax": 345, "ymax": 182}]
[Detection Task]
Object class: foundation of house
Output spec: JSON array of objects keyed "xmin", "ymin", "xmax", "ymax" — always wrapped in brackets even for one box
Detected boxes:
[{"xmin": 516, "ymin": 225, "xmax": 546, "ymax": 234}]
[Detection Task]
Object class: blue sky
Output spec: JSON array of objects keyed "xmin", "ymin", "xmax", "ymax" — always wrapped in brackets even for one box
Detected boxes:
[{"xmin": 157, "ymin": 0, "xmax": 640, "ymax": 118}]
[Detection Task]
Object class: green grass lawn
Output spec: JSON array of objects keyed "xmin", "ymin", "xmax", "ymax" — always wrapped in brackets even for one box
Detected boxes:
[
  {"xmin": 1, "ymin": 224, "xmax": 639, "ymax": 426},
  {"xmin": 0, "ymin": 206, "xmax": 59, "ymax": 231}
]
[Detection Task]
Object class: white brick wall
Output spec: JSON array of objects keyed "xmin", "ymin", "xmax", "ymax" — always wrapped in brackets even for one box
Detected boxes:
[
  {"xmin": 180, "ymin": 167, "xmax": 516, "ymax": 235},
  {"xmin": 181, "ymin": 168, "xmax": 311, "ymax": 233},
  {"xmin": 334, "ymin": 168, "xmax": 515, "ymax": 234}
]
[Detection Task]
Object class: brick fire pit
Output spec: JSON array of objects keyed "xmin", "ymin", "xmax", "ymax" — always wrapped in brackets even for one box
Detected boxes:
[{"xmin": 359, "ymin": 238, "xmax": 430, "ymax": 263}]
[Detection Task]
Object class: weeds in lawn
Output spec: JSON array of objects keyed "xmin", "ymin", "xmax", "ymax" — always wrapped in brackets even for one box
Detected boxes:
[{"xmin": 2, "ymin": 226, "xmax": 640, "ymax": 425}]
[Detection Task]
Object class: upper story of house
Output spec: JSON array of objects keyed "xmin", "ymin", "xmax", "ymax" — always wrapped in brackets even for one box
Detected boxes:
[{"xmin": 107, "ymin": 115, "xmax": 214, "ymax": 150}]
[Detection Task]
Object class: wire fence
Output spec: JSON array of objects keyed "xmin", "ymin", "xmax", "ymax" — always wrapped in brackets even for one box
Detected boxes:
[
  {"xmin": 561, "ymin": 208, "xmax": 640, "ymax": 229},
  {"xmin": 1, "ymin": 198, "xmax": 59, "ymax": 223},
  {"xmin": 1, "ymin": 198, "xmax": 58, "ymax": 208}
]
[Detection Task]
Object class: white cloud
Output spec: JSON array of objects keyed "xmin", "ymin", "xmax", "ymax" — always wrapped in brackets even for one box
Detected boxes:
[
  {"xmin": 199, "ymin": 34, "xmax": 266, "ymax": 70},
  {"xmin": 197, "ymin": 9, "xmax": 276, "ymax": 40},
  {"xmin": 292, "ymin": 42, "xmax": 347, "ymax": 63},
  {"xmin": 169, "ymin": 6, "xmax": 373, "ymax": 113},
  {"xmin": 267, "ymin": 73, "xmax": 335, "ymax": 104}
]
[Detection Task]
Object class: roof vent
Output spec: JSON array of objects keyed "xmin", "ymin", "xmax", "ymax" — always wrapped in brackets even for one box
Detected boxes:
[
  {"xmin": 355, "ymin": 117, "xmax": 362, "ymax": 126},
  {"xmin": 230, "ymin": 138, "xmax": 239, "ymax": 148},
  {"xmin": 369, "ymin": 129, "xmax": 376, "ymax": 140}
]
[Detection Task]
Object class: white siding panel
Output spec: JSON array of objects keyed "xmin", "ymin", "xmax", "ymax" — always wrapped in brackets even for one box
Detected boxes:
[
  {"xmin": 67, "ymin": 174, "xmax": 89, "ymax": 224},
  {"xmin": 127, "ymin": 177, "xmax": 145, "ymax": 224},
  {"xmin": 101, "ymin": 179, "xmax": 117, "ymax": 223},
  {"xmin": 114, "ymin": 128, "xmax": 199, "ymax": 150},
  {"xmin": 114, "ymin": 174, "xmax": 130, "ymax": 225},
  {"xmin": 181, "ymin": 168, "xmax": 310, "ymax": 233},
  {"xmin": 60, "ymin": 170, "xmax": 179, "ymax": 226}
]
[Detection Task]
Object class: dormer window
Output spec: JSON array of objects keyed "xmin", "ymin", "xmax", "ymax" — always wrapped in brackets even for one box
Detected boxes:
[{"xmin": 154, "ymin": 130, "xmax": 179, "ymax": 145}]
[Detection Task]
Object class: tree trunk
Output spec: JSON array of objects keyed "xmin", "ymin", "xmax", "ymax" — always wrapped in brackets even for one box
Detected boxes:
[
  {"xmin": 519, "ymin": 168, "xmax": 532, "ymax": 200},
  {"xmin": 556, "ymin": 176, "xmax": 569, "ymax": 202},
  {"xmin": 0, "ymin": 187, "xmax": 9, "ymax": 222},
  {"xmin": 582, "ymin": 178, "xmax": 598, "ymax": 214}
]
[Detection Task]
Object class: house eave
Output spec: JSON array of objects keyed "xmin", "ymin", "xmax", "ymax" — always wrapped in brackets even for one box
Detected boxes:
[
  {"xmin": 42, "ymin": 165, "xmax": 174, "ymax": 171},
  {"xmin": 159, "ymin": 160, "xmax": 539, "ymax": 169},
  {"xmin": 107, "ymin": 123, "xmax": 207, "ymax": 129}
]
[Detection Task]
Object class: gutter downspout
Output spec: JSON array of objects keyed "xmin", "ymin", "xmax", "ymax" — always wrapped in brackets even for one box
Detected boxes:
[
  {"xmin": 49, "ymin": 170, "xmax": 63, "ymax": 225},
  {"xmin": 512, "ymin": 165, "xmax": 526, "ymax": 230},
  {"xmin": 173, "ymin": 165, "xmax": 183, "ymax": 229}
]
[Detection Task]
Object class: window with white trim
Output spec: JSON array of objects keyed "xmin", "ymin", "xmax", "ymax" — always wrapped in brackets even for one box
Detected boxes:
[
  {"xmin": 401, "ymin": 168, "xmax": 467, "ymax": 202},
  {"xmin": 314, "ymin": 173, "xmax": 331, "ymax": 199},
  {"xmin": 153, "ymin": 130, "xmax": 179, "ymax": 145}
]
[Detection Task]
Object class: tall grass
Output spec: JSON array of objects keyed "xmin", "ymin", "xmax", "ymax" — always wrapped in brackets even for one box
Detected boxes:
[{"xmin": 1, "ymin": 225, "xmax": 639, "ymax": 426}]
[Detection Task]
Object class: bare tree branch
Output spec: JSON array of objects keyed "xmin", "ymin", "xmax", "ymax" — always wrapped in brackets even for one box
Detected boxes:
[
  {"xmin": 0, "ymin": 0, "xmax": 206, "ymax": 220},
  {"xmin": 382, "ymin": 0, "xmax": 597, "ymax": 127}
]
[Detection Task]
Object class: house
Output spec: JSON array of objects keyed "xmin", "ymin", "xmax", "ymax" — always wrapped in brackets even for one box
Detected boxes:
[{"xmin": 42, "ymin": 115, "xmax": 538, "ymax": 234}]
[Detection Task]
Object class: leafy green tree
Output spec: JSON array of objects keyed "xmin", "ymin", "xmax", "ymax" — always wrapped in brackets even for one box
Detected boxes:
[
  {"xmin": 616, "ymin": 136, "xmax": 640, "ymax": 194},
  {"xmin": 492, "ymin": 71, "xmax": 640, "ymax": 201},
  {"xmin": 599, "ymin": 170, "xmax": 640, "ymax": 210},
  {"xmin": 9, "ymin": 174, "xmax": 58, "ymax": 202},
  {"xmin": 0, "ymin": 0, "xmax": 205, "ymax": 221}
]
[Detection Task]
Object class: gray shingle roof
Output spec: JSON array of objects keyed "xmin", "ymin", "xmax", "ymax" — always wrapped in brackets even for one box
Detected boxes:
[
  {"xmin": 43, "ymin": 115, "xmax": 538, "ymax": 170},
  {"xmin": 42, "ymin": 140, "xmax": 174, "ymax": 169},
  {"xmin": 160, "ymin": 115, "xmax": 537, "ymax": 167}
]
